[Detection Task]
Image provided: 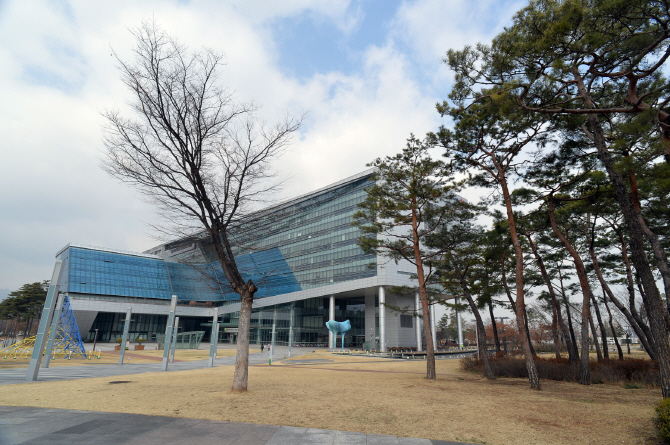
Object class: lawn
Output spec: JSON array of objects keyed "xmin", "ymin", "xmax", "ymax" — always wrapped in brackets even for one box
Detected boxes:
[{"xmin": 0, "ymin": 351, "xmax": 660, "ymax": 444}]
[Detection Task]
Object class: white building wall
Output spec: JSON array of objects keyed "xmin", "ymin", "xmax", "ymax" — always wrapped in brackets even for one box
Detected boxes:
[
  {"xmin": 71, "ymin": 310, "xmax": 98, "ymax": 338},
  {"xmin": 383, "ymin": 293, "xmax": 398, "ymax": 348},
  {"xmin": 396, "ymin": 295, "xmax": 417, "ymax": 347}
]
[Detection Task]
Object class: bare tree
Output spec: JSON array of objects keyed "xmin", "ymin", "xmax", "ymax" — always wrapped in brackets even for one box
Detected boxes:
[{"xmin": 102, "ymin": 22, "xmax": 301, "ymax": 391}]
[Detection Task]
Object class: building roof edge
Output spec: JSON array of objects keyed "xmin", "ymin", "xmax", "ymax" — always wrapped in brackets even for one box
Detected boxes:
[{"xmin": 56, "ymin": 243, "xmax": 163, "ymax": 260}]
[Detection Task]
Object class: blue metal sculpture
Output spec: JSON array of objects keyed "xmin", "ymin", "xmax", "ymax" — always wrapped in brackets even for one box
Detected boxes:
[
  {"xmin": 325, "ymin": 319, "xmax": 351, "ymax": 349},
  {"xmin": 53, "ymin": 296, "xmax": 88, "ymax": 359}
]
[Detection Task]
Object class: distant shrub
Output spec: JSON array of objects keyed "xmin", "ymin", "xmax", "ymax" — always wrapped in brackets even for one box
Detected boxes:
[
  {"xmin": 461, "ymin": 356, "xmax": 660, "ymax": 386},
  {"xmin": 655, "ymin": 398, "xmax": 670, "ymax": 444}
]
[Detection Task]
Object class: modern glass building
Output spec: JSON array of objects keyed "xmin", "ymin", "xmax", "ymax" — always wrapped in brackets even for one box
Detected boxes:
[{"xmin": 51, "ymin": 170, "xmax": 438, "ymax": 351}]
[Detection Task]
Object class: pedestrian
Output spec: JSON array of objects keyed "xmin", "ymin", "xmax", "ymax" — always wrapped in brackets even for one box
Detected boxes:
[{"xmin": 260, "ymin": 343, "xmax": 264, "ymax": 353}]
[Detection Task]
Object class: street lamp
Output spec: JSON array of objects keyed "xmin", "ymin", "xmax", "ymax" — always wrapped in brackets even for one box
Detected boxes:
[{"xmin": 92, "ymin": 329, "xmax": 99, "ymax": 352}]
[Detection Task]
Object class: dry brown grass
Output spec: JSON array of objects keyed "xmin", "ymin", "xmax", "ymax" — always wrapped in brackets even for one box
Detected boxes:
[
  {"xmin": 0, "ymin": 351, "xmax": 660, "ymax": 444},
  {"xmin": 0, "ymin": 347, "xmax": 246, "ymax": 369}
]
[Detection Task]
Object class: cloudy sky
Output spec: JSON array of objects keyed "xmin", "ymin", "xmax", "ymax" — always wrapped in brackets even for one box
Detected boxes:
[{"xmin": 0, "ymin": 0, "xmax": 525, "ymax": 294}]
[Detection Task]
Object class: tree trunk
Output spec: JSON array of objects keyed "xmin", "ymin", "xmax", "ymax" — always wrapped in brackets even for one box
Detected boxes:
[
  {"xmin": 585, "ymin": 217, "xmax": 609, "ymax": 360},
  {"xmin": 573, "ymin": 67, "xmax": 670, "ymax": 397},
  {"xmin": 558, "ymin": 269, "xmax": 579, "ymax": 359},
  {"xmin": 411, "ymin": 206, "xmax": 436, "ymax": 380},
  {"xmin": 24, "ymin": 318, "xmax": 32, "ymax": 337},
  {"xmin": 526, "ymin": 234, "xmax": 577, "ymax": 363},
  {"xmin": 232, "ymin": 291, "xmax": 253, "ymax": 391},
  {"xmin": 629, "ymin": 170, "xmax": 670, "ymax": 308},
  {"xmin": 605, "ymin": 287, "xmax": 657, "ymax": 360},
  {"xmin": 489, "ymin": 301, "xmax": 501, "ymax": 353},
  {"xmin": 591, "ymin": 294, "xmax": 609, "ymax": 360},
  {"xmin": 603, "ymin": 292, "xmax": 624, "ymax": 360},
  {"xmin": 599, "ymin": 118, "xmax": 670, "ymax": 396},
  {"xmin": 552, "ymin": 305, "xmax": 561, "ymax": 358},
  {"xmin": 523, "ymin": 306, "xmax": 537, "ymax": 357},
  {"xmin": 547, "ymin": 198, "xmax": 591, "ymax": 385},
  {"xmin": 419, "ymin": 293, "xmax": 436, "ymax": 379},
  {"xmin": 589, "ymin": 311, "xmax": 603, "ymax": 362},
  {"xmin": 589, "ymin": 233, "xmax": 657, "ymax": 357},
  {"xmin": 500, "ymin": 252, "xmax": 517, "ymax": 314},
  {"xmin": 451, "ymin": 259, "xmax": 494, "ymax": 379},
  {"xmin": 499, "ymin": 173, "xmax": 540, "ymax": 389},
  {"xmin": 500, "ymin": 252, "xmax": 535, "ymax": 356},
  {"xmin": 619, "ymin": 233, "xmax": 657, "ymax": 343}
]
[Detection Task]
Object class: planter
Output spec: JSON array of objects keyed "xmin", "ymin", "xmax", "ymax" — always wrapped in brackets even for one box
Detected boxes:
[
  {"xmin": 114, "ymin": 345, "xmax": 121, "ymax": 351},
  {"xmin": 134, "ymin": 345, "xmax": 145, "ymax": 351}
]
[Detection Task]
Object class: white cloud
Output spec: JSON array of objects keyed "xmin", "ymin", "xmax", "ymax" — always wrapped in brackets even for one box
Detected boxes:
[
  {"xmin": 0, "ymin": 0, "xmax": 519, "ymax": 290},
  {"xmin": 268, "ymin": 41, "xmax": 442, "ymax": 198},
  {"xmin": 392, "ymin": 0, "xmax": 525, "ymax": 64}
]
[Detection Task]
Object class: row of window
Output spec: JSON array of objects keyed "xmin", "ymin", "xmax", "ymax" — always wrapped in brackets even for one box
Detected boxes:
[
  {"xmin": 287, "ymin": 245, "xmax": 367, "ymax": 268},
  {"xmin": 246, "ymin": 206, "xmax": 362, "ymax": 250},
  {"xmin": 251, "ymin": 199, "xmax": 360, "ymax": 233},
  {"xmin": 68, "ymin": 285, "xmax": 169, "ymax": 299},
  {"xmin": 292, "ymin": 258, "xmax": 374, "ymax": 280},
  {"xmin": 246, "ymin": 183, "xmax": 369, "ymax": 236},
  {"xmin": 229, "ymin": 182, "xmax": 369, "ymax": 251},
  {"xmin": 70, "ymin": 270, "xmax": 168, "ymax": 280},
  {"xmin": 276, "ymin": 229, "xmax": 361, "ymax": 258}
]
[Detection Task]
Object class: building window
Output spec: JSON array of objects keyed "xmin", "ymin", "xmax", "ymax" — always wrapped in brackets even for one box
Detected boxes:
[{"xmin": 400, "ymin": 315, "xmax": 413, "ymax": 328}]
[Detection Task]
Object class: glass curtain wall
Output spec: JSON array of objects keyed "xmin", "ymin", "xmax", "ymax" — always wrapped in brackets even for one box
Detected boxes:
[
  {"xmin": 85, "ymin": 313, "xmax": 168, "ymax": 342},
  {"xmin": 219, "ymin": 296, "xmax": 366, "ymax": 347}
]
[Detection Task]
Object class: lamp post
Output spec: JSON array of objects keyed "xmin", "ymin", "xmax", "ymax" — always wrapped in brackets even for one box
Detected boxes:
[{"xmin": 92, "ymin": 329, "xmax": 99, "ymax": 352}]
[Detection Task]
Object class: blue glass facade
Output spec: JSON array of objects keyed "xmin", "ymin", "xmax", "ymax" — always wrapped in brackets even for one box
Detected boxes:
[
  {"xmin": 225, "ymin": 175, "xmax": 376, "ymax": 291},
  {"xmin": 59, "ymin": 172, "xmax": 376, "ymax": 303},
  {"xmin": 65, "ymin": 247, "xmax": 172, "ymax": 299},
  {"xmin": 165, "ymin": 248, "xmax": 301, "ymax": 301},
  {"xmin": 60, "ymin": 246, "xmax": 301, "ymax": 302}
]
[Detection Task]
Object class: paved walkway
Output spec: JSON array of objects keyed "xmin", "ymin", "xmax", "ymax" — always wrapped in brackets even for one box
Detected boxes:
[
  {"xmin": 0, "ymin": 406, "xmax": 470, "ymax": 445},
  {"xmin": 0, "ymin": 348, "xmax": 294, "ymax": 385}
]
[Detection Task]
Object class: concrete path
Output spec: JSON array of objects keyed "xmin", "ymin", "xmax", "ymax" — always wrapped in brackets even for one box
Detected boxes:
[
  {"xmin": 0, "ymin": 348, "xmax": 297, "ymax": 386},
  {"xmin": 0, "ymin": 406, "xmax": 472, "ymax": 445}
]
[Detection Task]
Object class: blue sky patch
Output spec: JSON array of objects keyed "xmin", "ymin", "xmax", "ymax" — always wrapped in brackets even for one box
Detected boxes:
[{"xmin": 272, "ymin": 2, "xmax": 397, "ymax": 79}]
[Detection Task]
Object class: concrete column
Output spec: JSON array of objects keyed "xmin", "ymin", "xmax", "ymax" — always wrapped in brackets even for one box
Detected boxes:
[
  {"xmin": 42, "ymin": 293, "xmax": 65, "ymax": 368},
  {"xmin": 170, "ymin": 316, "xmax": 179, "ymax": 363},
  {"xmin": 379, "ymin": 286, "xmax": 386, "ymax": 352},
  {"xmin": 118, "ymin": 307, "xmax": 132, "ymax": 365},
  {"xmin": 430, "ymin": 305, "xmax": 437, "ymax": 352},
  {"xmin": 288, "ymin": 304, "xmax": 294, "ymax": 357},
  {"xmin": 269, "ymin": 322, "xmax": 276, "ymax": 365},
  {"xmin": 365, "ymin": 293, "xmax": 375, "ymax": 352},
  {"xmin": 415, "ymin": 291, "xmax": 422, "ymax": 352},
  {"xmin": 27, "ymin": 261, "xmax": 64, "ymax": 382},
  {"xmin": 161, "ymin": 295, "xmax": 178, "ymax": 371},
  {"xmin": 328, "ymin": 295, "xmax": 335, "ymax": 349},
  {"xmin": 456, "ymin": 298, "xmax": 464, "ymax": 350},
  {"xmin": 208, "ymin": 309, "xmax": 218, "ymax": 367}
]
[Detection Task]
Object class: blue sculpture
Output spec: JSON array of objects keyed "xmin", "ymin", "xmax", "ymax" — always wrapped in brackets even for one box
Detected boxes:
[{"xmin": 325, "ymin": 319, "xmax": 351, "ymax": 349}]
